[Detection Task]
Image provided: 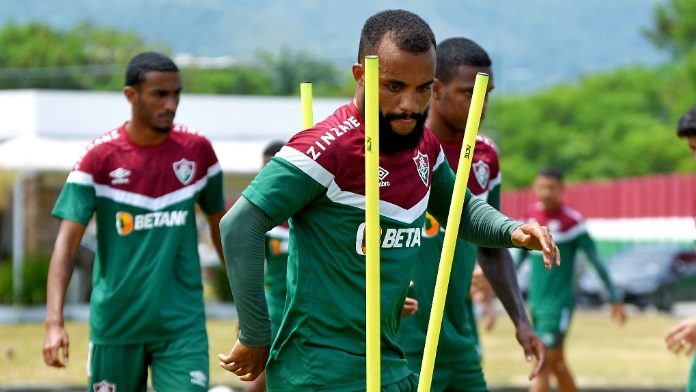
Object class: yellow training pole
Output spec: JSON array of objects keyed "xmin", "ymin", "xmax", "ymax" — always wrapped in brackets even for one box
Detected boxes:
[
  {"xmin": 364, "ymin": 55, "xmax": 380, "ymax": 392},
  {"xmin": 300, "ymin": 81, "xmax": 313, "ymax": 129},
  {"xmin": 417, "ymin": 72, "xmax": 490, "ymax": 392}
]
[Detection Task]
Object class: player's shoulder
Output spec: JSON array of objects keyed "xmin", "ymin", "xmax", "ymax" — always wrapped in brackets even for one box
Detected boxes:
[
  {"xmin": 560, "ymin": 204, "xmax": 586, "ymax": 223},
  {"xmin": 73, "ymin": 126, "xmax": 125, "ymax": 171},
  {"xmin": 476, "ymin": 134, "xmax": 500, "ymax": 154},
  {"xmin": 171, "ymin": 123, "xmax": 213, "ymax": 146},
  {"xmin": 285, "ymin": 102, "xmax": 362, "ymax": 162}
]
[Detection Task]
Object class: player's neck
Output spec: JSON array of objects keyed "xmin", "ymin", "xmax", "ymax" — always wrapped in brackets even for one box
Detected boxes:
[
  {"xmin": 426, "ymin": 114, "xmax": 464, "ymax": 144},
  {"xmin": 125, "ymin": 121, "xmax": 169, "ymax": 147}
]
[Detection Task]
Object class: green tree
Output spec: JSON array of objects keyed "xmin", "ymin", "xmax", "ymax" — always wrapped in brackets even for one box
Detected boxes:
[
  {"xmin": 0, "ymin": 22, "xmax": 154, "ymax": 90},
  {"xmin": 644, "ymin": 0, "xmax": 696, "ymax": 60}
]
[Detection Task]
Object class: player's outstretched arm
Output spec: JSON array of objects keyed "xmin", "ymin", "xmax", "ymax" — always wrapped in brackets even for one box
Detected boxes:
[{"xmin": 43, "ymin": 219, "xmax": 86, "ymax": 368}]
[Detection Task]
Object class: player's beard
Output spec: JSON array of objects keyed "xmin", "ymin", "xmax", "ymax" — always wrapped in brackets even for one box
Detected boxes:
[
  {"xmin": 153, "ymin": 124, "xmax": 172, "ymax": 134},
  {"xmin": 360, "ymin": 97, "xmax": 428, "ymax": 155},
  {"xmin": 378, "ymin": 107, "xmax": 428, "ymax": 155}
]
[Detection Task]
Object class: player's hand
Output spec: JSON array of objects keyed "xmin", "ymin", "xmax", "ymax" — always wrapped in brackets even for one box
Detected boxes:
[
  {"xmin": 665, "ymin": 316, "xmax": 696, "ymax": 356},
  {"xmin": 219, "ymin": 339, "xmax": 270, "ymax": 381},
  {"xmin": 610, "ymin": 302, "xmax": 627, "ymax": 325},
  {"xmin": 511, "ymin": 223, "xmax": 560, "ymax": 270},
  {"xmin": 514, "ymin": 321, "xmax": 546, "ymax": 380},
  {"xmin": 402, "ymin": 281, "xmax": 418, "ymax": 317},
  {"xmin": 43, "ymin": 323, "xmax": 69, "ymax": 368}
]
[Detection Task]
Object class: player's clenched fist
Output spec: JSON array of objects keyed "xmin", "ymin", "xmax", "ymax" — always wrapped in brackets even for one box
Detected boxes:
[{"xmin": 219, "ymin": 340, "xmax": 270, "ymax": 381}]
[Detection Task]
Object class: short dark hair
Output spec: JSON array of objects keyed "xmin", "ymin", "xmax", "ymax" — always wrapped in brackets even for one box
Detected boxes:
[
  {"xmin": 125, "ymin": 52, "xmax": 179, "ymax": 87},
  {"xmin": 263, "ymin": 141, "xmax": 285, "ymax": 157},
  {"xmin": 435, "ymin": 37, "xmax": 491, "ymax": 83},
  {"xmin": 358, "ymin": 9, "xmax": 436, "ymax": 64},
  {"xmin": 538, "ymin": 166, "xmax": 564, "ymax": 182},
  {"xmin": 677, "ymin": 104, "xmax": 696, "ymax": 137}
]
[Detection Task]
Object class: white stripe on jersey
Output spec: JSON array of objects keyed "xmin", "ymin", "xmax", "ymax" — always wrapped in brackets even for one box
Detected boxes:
[
  {"xmin": 66, "ymin": 162, "xmax": 222, "ymax": 211},
  {"xmin": 278, "ymin": 145, "xmax": 441, "ymax": 225}
]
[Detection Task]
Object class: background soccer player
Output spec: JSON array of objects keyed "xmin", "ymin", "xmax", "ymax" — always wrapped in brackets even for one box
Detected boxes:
[
  {"xmin": 664, "ymin": 103, "xmax": 696, "ymax": 390},
  {"xmin": 516, "ymin": 166, "xmax": 626, "ymax": 392},
  {"xmin": 396, "ymin": 37, "xmax": 545, "ymax": 392},
  {"xmin": 218, "ymin": 9, "xmax": 559, "ymax": 391},
  {"xmin": 42, "ymin": 52, "xmax": 226, "ymax": 391}
]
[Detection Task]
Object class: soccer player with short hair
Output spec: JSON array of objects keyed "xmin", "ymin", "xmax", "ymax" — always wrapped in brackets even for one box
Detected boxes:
[
  {"xmin": 395, "ymin": 37, "xmax": 545, "ymax": 392},
  {"xmin": 664, "ymin": 103, "xmax": 696, "ymax": 391},
  {"xmin": 218, "ymin": 10, "xmax": 560, "ymax": 391},
  {"xmin": 516, "ymin": 166, "xmax": 626, "ymax": 392},
  {"xmin": 43, "ymin": 52, "xmax": 226, "ymax": 391}
]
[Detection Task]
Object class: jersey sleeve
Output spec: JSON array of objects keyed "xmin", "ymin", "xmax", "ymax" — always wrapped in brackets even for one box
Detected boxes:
[
  {"xmin": 577, "ymin": 232, "xmax": 620, "ymax": 303},
  {"xmin": 197, "ymin": 140, "xmax": 226, "ymax": 215},
  {"xmin": 52, "ymin": 148, "xmax": 99, "ymax": 225},
  {"xmin": 242, "ymin": 155, "xmax": 326, "ymax": 224}
]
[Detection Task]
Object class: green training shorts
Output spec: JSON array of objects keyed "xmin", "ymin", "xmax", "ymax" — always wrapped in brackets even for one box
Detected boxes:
[
  {"xmin": 531, "ymin": 306, "xmax": 573, "ymax": 350},
  {"xmin": 87, "ymin": 329, "xmax": 209, "ymax": 391}
]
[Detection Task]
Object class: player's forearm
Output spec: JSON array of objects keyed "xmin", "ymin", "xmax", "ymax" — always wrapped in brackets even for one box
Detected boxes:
[
  {"xmin": 207, "ymin": 210, "xmax": 227, "ymax": 273},
  {"xmin": 45, "ymin": 249, "xmax": 76, "ymax": 327},
  {"xmin": 478, "ymin": 247, "xmax": 529, "ymax": 326},
  {"xmin": 220, "ymin": 196, "xmax": 274, "ymax": 347},
  {"xmin": 458, "ymin": 195, "xmax": 521, "ymax": 248}
]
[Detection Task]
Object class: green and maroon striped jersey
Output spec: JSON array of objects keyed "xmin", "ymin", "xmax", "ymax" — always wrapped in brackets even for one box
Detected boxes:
[
  {"xmin": 52, "ymin": 123, "xmax": 225, "ymax": 345},
  {"xmin": 242, "ymin": 102, "xmax": 464, "ymax": 391},
  {"xmin": 517, "ymin": 203, "xmax": 618, "ymax": 313},
  {"xmin": 397, "ymin": 134, "xmax": 503, "ymax": 364}
]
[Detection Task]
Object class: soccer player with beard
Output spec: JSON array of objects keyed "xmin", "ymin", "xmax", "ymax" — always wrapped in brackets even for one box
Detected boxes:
[
  {"xmin": 395, "ymin": 37, "xmax": 545, "ymax": 392},
  {"xmin": 42, "ymin": 52, "xmax": 226, "ymax": 391},
  {"xmin": 218, "ymin": 10, "xmax": 560, "ymax": 391}
]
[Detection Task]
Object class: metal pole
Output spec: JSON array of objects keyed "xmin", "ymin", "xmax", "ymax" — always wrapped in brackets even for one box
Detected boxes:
[{"xmin": 12, "ymin": 172, "xmax": 24, "ymax": 305}]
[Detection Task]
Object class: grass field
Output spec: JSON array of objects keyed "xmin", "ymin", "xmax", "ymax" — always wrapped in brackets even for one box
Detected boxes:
[{"xmin": 0, "ymin": 308, "xmax": 691, "ymax": 390}]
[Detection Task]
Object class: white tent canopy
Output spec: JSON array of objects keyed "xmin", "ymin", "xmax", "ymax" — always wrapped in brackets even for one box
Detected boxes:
[{"xmin": 0, "ymin": 89, "xmax": 348, "ymax": 173}]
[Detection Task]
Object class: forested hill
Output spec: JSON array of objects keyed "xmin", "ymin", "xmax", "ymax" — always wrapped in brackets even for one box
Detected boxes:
[{"xmin": 0, "ymin": 0, "xmax": 667, "ymax": 92}]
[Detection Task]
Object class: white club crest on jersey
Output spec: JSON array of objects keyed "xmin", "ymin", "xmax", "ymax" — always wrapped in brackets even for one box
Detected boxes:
[
  {"xmin": 173, "ymin": 158, "xmax": 196, "ymax": 185},
  {"xmin": 472, "ymin": 160, "xmax": 490, "ymax": 189},
  {"xmin": 93, "ymin": 380, "xmax": 116, "ymax": 392},
  {"xmin": 412, "ymin": 151, "xmax": 429, "ymax": 186},
  {"xmin": 109, "ymin": 167, "xmax": 131, "ymax": 185}
]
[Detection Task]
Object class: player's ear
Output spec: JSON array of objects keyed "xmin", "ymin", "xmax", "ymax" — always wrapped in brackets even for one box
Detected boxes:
[
  {"xmin": 352, "ymin": 63, "xmax": 365, "ymax": 87},
  {"xmin": 123, "ymin": 86, "xmax": 137, "ymax": 104},
  {"xmin": 432, "ymin": 78, "xmax": 443, "ymax": 99}
]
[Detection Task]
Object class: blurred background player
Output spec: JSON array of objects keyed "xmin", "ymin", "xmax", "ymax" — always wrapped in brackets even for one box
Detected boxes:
[
  {"xmin": 396, "ymin": 37, "xmax": 545, "ymax": 391},
  {"xmin": 664, "ymin": 103, "xmax": 696, "ymax": 390},
  {"xmin": 42, "ymin": 52, "xmax": 226, "ymax": 391},
  {"xmin": 515, "ymin": 166, "xmax": 627, "ymax": 392},
  {"xmin": 246, "ymin": 140, "xmax": 288, "ymax": 392}
]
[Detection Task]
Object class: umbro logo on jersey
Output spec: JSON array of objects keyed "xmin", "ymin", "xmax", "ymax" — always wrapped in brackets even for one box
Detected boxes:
[
  {"xmin": 173, "ymin": 158, "xmax": 196, "ymax": 185},
  {"xmin": 413, "ymin": 151, "xmax": 429, "ymax": 186},
  {"xmin": 109, "ymin": 167, "xmax": 131, "ymax": 185},
  {"xmin": 378, "ymin": 166, "xmax": 390, "ymax": 187},
  {"xmin": 93, "ymin": 380, "xmax": 115, "ymax": 392},
  {"xmin": 473, "ymin": 160, "xmax": 490, "ymax": 189}
]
